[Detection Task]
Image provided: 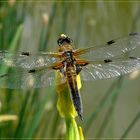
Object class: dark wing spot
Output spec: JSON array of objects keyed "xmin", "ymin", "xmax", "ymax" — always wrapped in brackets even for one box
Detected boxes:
[
  {"xmin": 28, "ymin": 69, "xmax": 36, "ymax": 73},
  {"xmin": 129, "ymin": 56, "xmax": 137, "ymax": 59},
  {"xmin": 107, "ymin": 40, "xmax": 115, "ymax": 45},
  {"xmin": 129, "ymin": 32, "xmax": 138, "ymax": 36},
  {"xmin": 21, "ymin": 52, "xmax": 30, "ymax": 56},
  {"xmin": 104, "ymin": 59, "xmax": 112, "ymax": 63}
]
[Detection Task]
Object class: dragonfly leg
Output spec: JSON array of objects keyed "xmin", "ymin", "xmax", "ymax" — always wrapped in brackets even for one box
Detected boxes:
[
  {"xmin": 76, "ymin": 64, "xmax": 82, "ymax": 74},
  {"xmin": 60, "ymin": 68, "xmax": 66, "ymax": 76},
  {"xmin": 75, "ymin": 59, "xmax": 89, "ymax": 74}
]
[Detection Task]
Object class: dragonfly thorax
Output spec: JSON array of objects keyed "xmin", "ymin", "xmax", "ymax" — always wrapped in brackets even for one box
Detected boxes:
[
  {"xmin": 58, "ymin": 44, "xmax": 74, "ymax": 52},
  {"xmin": 64, "ymin": 51, "xmax": 75, "ymax": 64}
]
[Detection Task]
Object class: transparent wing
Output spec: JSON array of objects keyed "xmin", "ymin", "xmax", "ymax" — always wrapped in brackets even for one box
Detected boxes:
[
  {"xmin": 0, "ymin": 51, "xmax": 60, "ymax": 69},
  {"xmin": 78, "ymin": 33, "xmax": 140, "ymax": 61},
  {"xmin": 80, "ymin": 57, "xmax": 140, "ymax": 81},
  {"xmin": 0, "ymin": 67, "xmax": 66, "ymax": 89}
]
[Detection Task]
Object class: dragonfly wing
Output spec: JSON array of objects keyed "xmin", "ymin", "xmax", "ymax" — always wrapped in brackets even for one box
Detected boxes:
[
  {"xmin": 78, "ymin": 33, "xmax": 140, "ymax": 61},
  {"xmin": 0, "ymin": 67, "xmax": 66, "ymax": 89},
  {"xmin": 80, "ymin": 57, "xmax": 140, "ymax": 81},
  {"xmin": 0, "ymin": 51, "xmax": 60, "ymax": 69}
]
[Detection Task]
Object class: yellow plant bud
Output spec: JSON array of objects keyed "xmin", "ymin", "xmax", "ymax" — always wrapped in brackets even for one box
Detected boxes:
[{"xmin": 55, "ymin": 71, "xmax": 82, "ymax": 119}]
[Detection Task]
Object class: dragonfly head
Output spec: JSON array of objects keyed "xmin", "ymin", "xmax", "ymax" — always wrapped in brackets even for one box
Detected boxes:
[{"xmin": 57, "ymin": 34, "xmax": 73, "ymax": 46}]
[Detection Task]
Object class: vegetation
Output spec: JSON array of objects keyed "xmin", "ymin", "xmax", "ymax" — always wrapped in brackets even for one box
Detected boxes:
[{"xmin": 0, "ymin": 1, "xmax": 140, "ymax": 139}]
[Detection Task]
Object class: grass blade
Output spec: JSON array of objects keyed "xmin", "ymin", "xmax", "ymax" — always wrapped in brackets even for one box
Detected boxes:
[{"xmin": 120, "ymin": 111, "xmax": 140, "ymax": 140}]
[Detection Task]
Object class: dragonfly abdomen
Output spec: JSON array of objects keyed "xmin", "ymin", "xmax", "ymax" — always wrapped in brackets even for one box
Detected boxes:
[{"xmin": 66, "ymin": 66, "xmax": 83, "ymax": 120}]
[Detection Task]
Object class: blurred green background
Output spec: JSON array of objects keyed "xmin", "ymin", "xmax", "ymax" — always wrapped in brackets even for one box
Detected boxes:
[{"xmin": 0, "ymin": 1, "xmax": 140, "ymax": 139}]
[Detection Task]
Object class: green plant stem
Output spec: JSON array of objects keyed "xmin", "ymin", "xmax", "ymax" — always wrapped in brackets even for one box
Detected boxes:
[
  {"xmin": 84, "ymin": 77, "xmax": 123, "ymax": 134},
  {"xmin": 120, "ymin": 111, "xmax": 140, "ymax": 140},
  {"xmin": 39, "ymin": 3, "xmax": 57, "ymax": 51},
  {"xmin": 60, "ymin": 1, "xmax": 68, "ymax": 34},
  {"xmin": 75, "ymin": 2, "xmax": 84, "ymax": 48},
  {"xmin": 25, "ymin": 88, "xmax": 55, "ymax": 138},
  {"xmin": 65, "ymin": 118, "xmax": 80, "ymax": 140},
  {"xmin": 50, "ymin": 103, "xmax": 60, "ymax": 137},
  {"xmin": 14, "ymin": 91, "xmax": 32, "ymax": 137},
  {"xmin": 96, "ymin": 77, "xmax": 123, "ymax": 138}
]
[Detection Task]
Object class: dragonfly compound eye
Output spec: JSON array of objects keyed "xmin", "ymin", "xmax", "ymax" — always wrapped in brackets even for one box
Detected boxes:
[{"xmin": 57, "ymin": 34, "xmax": 73, "ymax": 46}]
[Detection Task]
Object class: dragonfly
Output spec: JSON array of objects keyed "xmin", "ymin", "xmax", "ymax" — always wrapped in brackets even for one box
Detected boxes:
[{"xmin": 0, "ymin": 33, "xmax": 140, "ymax": 120}]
